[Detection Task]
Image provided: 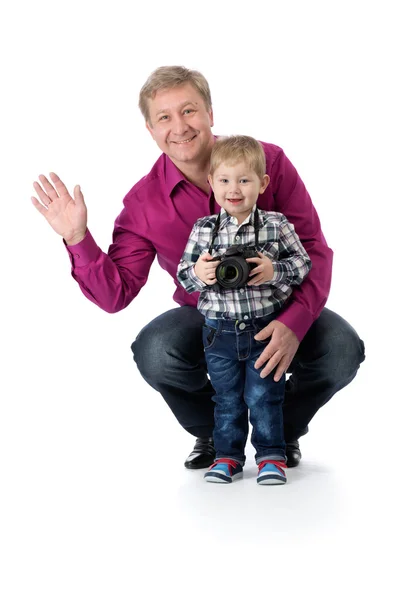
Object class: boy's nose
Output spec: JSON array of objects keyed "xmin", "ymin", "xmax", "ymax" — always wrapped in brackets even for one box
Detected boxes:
[{"xmin": 228, "ymin": 185, "xmax": 241, "ymax": 195}]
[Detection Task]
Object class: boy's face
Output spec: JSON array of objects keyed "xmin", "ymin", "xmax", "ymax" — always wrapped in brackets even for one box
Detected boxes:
[
  {"xmin": 146, "ymin": 83, "xmax": 214, "ymax": 169},
  {"xmin": 208, "ymin": 161, "xmax": 269, "ymax": 224}
]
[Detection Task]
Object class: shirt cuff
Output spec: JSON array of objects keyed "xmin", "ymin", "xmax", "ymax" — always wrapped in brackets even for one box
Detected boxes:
[
  {"xmin": 276, "ymin": 300, "xmax": 315, "ymax": 342},
  {"xmin": 188, "ymin": 265, "xmax": 207, "ymax": 290},
  {"xmin": 269, "ymin": 261, "xmax": 281, "ymax": 283},
  {"xmin": 63, "ymin": 229, "xmax": 101, "ymax": 268}
]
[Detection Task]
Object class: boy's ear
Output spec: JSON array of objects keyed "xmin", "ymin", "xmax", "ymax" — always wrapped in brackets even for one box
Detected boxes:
[
  {"xmin": 260, "ymin": 174, "xmax": 270, "ymax": 194},
  {"xmin": 207, "ymin": 174, "xmax": 213, "ymax": 188}
]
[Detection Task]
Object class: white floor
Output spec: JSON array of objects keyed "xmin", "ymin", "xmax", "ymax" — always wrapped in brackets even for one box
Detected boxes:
[{"xmin": 1, "ymin": 327, "xmax": 397, "ymax": 599}]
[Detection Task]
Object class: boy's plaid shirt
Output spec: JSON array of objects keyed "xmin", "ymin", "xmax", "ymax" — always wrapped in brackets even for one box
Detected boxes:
[{"xmin": 177, "ymin": 207, "xmax": 312, "ymax": 320}]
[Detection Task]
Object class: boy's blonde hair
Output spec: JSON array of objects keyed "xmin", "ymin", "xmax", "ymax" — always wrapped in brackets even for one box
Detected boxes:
[
  {"xmin": 210, "ymin": 135, "xmax": 266, "ymax": 181},
  {"xmin": 139, "ymin": 66, "xmax": 212, "ymax": 124}
]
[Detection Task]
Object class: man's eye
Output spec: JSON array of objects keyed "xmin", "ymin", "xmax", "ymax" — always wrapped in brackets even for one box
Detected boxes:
[
  {"xmin": 183, "ymin": 109, "xmax": 194, "ymax": 115},
  {"xmin": 159, "ymin": 115, "xmax": 168, "ymax": 121}
]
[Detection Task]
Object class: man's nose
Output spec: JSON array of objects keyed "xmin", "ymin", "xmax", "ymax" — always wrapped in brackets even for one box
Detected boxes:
[{"xmin": 172, "ymin": 114, "xmax": 189, "ymax": 135}]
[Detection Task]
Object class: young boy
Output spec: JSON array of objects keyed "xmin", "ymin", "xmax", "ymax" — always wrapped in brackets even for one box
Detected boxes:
[{"xmin": 177, "ymin": 136, "xmax": 311, "ymax": 485}]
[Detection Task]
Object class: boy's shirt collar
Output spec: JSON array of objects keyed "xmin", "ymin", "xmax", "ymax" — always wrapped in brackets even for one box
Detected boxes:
[{"xmin": 219, "ymin": 204, "xmax": 257, "ymax": 228}]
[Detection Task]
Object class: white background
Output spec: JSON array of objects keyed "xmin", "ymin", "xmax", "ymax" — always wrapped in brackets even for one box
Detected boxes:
[{"xmin": 1, "ymin": 1, "xmax": 399, "ymax": 598}]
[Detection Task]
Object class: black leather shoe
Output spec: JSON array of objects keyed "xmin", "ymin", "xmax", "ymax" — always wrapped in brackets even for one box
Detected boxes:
[
  {"xmin": 286, "ymin": 440, "xmax": 302, "ymax": 468},
  {"xmin": 184, "ymin": 437, "xmax": 216, "ymax": 469}
]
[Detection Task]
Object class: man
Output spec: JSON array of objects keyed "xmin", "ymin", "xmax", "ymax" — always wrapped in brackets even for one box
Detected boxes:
[{"xmin": 31, "ymin": 66, "xmax": 365, "ymax": 469}]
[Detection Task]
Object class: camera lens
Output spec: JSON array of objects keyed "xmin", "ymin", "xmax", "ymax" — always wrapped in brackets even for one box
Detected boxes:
[
  {"xmin": 219, "ymin": 264, "xmax": 239, "ymax": 283},
  {"xmin": 216, "ymin": 258, "xmax": 249, "ymax": 289}
]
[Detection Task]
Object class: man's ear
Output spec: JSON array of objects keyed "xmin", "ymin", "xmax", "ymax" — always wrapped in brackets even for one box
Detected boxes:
[
  {"xmin": 145, "ymin": 121, "xmax": 155, "ymax": 139},
  {"xmin": 209, "ymin": 108, "xmax": 214, "ymax": 128},
  {"xmin": 260, "ymin": 174, "xmax": 270, "ymax": 194}
]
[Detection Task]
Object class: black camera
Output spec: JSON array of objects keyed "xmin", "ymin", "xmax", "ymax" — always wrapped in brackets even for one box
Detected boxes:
[{"xmin": 210, "ymin": 245, "xmax": 259, "ymax": 290}]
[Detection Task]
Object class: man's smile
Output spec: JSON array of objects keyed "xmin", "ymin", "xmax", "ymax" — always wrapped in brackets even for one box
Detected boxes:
[{"xmin": 172, "ymin": 135, "xmax": 197, "ymax": 144}]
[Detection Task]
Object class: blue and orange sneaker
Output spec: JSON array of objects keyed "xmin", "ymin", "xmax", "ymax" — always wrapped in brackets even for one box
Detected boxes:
[
  {"xmin": 204, "ymin": 459, "xmax": 243, "ymax": 484},
  {"xmin": 257, "ymin": 460, "xmax": 287, "ymax": 485}
]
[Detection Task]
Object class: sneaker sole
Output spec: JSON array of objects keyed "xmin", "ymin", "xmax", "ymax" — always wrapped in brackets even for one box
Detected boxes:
[
  {"xmin": 257, "ymin": 475, "xmax": 286, "ymax": 485},
  {"xmin": 204, "ymin": 471, "xmax": 243, "ymax": 484}
]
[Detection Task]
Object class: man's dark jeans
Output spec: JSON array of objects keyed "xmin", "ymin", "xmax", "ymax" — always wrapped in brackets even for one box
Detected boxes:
[
  {"xmin": 203, "ymin": 315, "xmax": 286, "ymax": 465},
  {"xmin": 131, "ymin": 307, "xmax": 366, "ymax": 442}
]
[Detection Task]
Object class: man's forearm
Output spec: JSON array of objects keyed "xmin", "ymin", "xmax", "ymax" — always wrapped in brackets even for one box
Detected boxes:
[
  {"xmin": 276, "ymin": 247, "xmax": 333, "ymax": 341},
  {"xmin": 64, "ymin": 229, "xmax": 155, "ymax": 313}
]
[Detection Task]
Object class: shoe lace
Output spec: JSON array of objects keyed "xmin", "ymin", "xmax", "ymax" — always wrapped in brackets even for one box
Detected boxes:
[
  {"xmin": 210, "ymin": 458, "xmax": 239, "ymax": 474},
  {"xmin": 258, "ymin": 460, "xmax": 286, "ymax": 475}
]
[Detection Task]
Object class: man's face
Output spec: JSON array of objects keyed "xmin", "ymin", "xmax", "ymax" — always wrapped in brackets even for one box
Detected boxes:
[
  {"xmin": 146, "ymin": 83, "xmax": 214, "ymax": 167},
  {"xmin": 209, "ymin": 161, "xmax": 269, "ymax": 224}
]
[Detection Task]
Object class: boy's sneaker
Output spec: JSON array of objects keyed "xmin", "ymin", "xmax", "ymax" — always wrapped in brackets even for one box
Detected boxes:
[
  {"xmin": 257, "ymin": 460, "xmax": 287, "ymax": 485},
  {"xmin": 204, "ymin": 459, "xmax": 243, "ymax": 484}
]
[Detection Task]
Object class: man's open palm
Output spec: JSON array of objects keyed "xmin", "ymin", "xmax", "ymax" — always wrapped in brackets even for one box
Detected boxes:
[{"xmin": 31, "ymin": 172, "xmax": 87, "ymax": 245}]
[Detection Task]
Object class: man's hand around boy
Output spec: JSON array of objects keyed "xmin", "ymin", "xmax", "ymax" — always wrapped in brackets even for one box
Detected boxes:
[
  {"xmin": 254, "ymin": 321, "xmax": 300, "ymax": 381},
  {"xmin": 194, "ymin": 253, "xmax": 220, "ymax": 285},
  {"xmin": 246, "ymin": 252, "xmax": 274, "ymax": 285}
]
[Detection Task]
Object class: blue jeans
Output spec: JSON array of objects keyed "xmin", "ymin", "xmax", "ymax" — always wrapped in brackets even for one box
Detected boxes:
[
  {"xmin": 132, "ymin": 307, "xmax": 365, "ymax": 442},
  {"xmin": 203, "ymin": 315, "xmax": 286, "ymax": 465}
]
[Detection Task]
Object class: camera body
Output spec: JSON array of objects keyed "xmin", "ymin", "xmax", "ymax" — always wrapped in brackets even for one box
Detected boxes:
[{"xmin": 209, "ymin": 244, "xmax": 259, "ymax": 290}]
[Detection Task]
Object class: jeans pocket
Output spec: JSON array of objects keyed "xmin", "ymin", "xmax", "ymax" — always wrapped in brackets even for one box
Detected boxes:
[
  {"xmin": 254, "ymin": 337, "xmax": 271, "ymax": 347},
  {"xmin": 254, "ymin": 324, "xmax": 272, "ymax": 346},
  {"xmin": 202, "ymin": 325, "xmax": 218, "ymax": 350}
]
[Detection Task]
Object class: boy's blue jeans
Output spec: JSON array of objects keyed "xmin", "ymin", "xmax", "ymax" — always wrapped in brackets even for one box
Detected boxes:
[{"xmin": 203, "ymin": 314, "xmax": 286, "ymax": 465}]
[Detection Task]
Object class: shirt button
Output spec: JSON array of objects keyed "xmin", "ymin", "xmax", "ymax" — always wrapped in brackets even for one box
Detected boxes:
[
  {"xmin": 235, "ymin": 236, "xmax": 240, "ymax": 241},
  {"xmin": 238, "ymin": 322, "xmax": 246, "ymax": 330},
  {"xmin": 239, "ymin": 288, "xmax": 244, "ymax": 294},
  {"xmin": 74, "ymin": 254, "xmax": 80, "ymax": 259},
  {"xmin": 243, "ymin": 315, "xmax": 248, "ymax": 320}
]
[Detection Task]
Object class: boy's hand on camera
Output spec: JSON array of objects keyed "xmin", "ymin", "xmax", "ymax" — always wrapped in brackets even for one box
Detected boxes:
[
  {"xmin": 194, "ymin": 253, "xmax": 220, "ymax": 285},
  {"xmin": 246, "ymin": 252, "xmax": 274, "ymax": 285}
]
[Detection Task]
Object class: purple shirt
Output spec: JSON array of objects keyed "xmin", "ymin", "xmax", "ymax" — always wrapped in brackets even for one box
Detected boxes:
[{"xmin": 65, "ymin": 141, "xmax": 333, "ymax": 341}]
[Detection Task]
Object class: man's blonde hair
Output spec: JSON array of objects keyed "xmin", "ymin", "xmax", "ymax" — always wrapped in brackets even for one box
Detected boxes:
[
  {"xmin": 210, "ymin": 135, "xmax": 266, "ymax": 181},
  {"xmin": 139, "ymin": 66, "xmax": 212, "ymax": 124}
]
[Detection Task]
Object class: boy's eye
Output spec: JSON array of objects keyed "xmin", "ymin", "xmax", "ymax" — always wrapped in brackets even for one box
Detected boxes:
[
  {"xmin": 240, "ymin": 179, "xmax": 249, "ymax": 184},
  {"xmin": 219, "ymin": 179, "xmax": 228, "ymax": 183}
]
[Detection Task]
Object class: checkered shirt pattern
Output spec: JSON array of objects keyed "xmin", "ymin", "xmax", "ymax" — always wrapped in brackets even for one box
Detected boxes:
[{"xmin": 177, "ymin": 207, "xmax": 312, "ymax": 320}]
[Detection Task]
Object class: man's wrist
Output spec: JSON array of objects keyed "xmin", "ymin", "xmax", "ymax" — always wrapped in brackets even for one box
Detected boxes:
[{"xmin": 64, "ymin": 231, "xmax": 87, "ymax": 246}]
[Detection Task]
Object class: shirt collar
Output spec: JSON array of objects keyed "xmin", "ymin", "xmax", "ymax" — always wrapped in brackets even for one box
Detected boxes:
[
  {"xmin": 219, "ymin": 204, "xmax": 257, "ymax": 227},
  {"xmin": 164, "ymin": 155, "xmax": 187, "ymax": 196}
]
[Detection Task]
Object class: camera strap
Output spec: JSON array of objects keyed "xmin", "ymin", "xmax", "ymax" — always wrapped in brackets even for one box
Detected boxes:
[{"xmin": 208, "ymin": 208, "xmax": 260, "ymax": 253}]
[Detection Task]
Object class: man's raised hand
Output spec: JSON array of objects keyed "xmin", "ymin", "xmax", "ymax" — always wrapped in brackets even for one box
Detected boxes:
[{"xmin": 31, "ymin": 172, "xmax": 87, "ymax": 245}]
